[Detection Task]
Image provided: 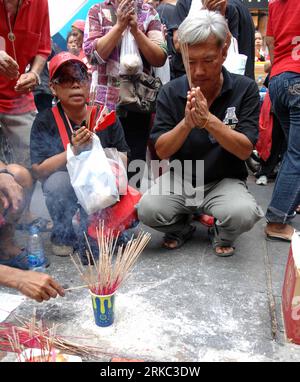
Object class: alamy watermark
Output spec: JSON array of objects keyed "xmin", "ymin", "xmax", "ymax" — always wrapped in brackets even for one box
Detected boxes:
[{"xmin": 123, "ymin": 159, "xmax": 205, "ymax": 207}]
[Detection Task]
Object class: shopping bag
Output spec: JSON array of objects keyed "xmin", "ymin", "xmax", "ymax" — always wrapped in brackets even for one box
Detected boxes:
[
  {"xmin": 104, "ymin": 147, "xmax": 128, "ymax": 195},
  {"xmin": 223, "ymin": 37, "xmax": 247, "ymax": 75},
  {"xmin": 153, "ymin": 57, "xmax": 171, "ymax": 85},
  {"xmin": 119, "ymin": 28, "xmax": 143, "ymax": 75},
  {"xmin": 67, "ymin": 134, "xmax": 119, "ymax": 215}
]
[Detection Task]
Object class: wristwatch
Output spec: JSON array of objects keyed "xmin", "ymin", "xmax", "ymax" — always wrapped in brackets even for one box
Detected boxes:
[{"xmin": 0, "ymin": 168, "xmax": 15, "ymax": 178}]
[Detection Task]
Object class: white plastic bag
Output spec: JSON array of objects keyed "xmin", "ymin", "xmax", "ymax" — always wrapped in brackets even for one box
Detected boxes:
[
  {"xmin": 188, "ymin": 0, "xmax": 204, "ymax": 15},
  {"xmin": 153, "ymin": 57, "xmax": 171, "ymax": 85},
  {"xmin": 67, "ymin": 135, "xmax": 119, "ymax": 215},
  {"xmin": 104, "ymin": 148, "xmax": 128, "ymax": 195},
  {"xmin": 223, "ymin": 37, "xmax": 248, "ymax": 75},
  {"xmin": 119, "ymin": 28, "xmax": 143, "ymax": 75}
]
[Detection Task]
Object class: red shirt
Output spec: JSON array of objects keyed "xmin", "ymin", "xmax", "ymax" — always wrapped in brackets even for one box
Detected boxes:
[
  {"xmin": 0, "ymin": 0, "xmax": 51, "ymax": 114},
  {"xmin": 267, "ymin": 0, "xmax": 300, "ymax": 78}
]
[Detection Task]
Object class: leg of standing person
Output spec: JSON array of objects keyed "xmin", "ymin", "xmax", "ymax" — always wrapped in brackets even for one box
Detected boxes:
[
  {"xmin": 120, "ymin": 111, "xmax": 152, "ymax": 186},
  {"xmin": 0, "ymin": 111, "xmax": 43, "ymax": 227},
  {"xmin": 265, "ymin": 72, "xmax": 300, "ymax": 240},
  {"xmin": 0, "ymin": 112, "xmax": 36, "ymax": 168}
]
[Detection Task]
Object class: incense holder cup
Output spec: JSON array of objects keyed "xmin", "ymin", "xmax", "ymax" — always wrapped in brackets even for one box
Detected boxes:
[{"xmin": 90, "ymin": 291, "xmax": 115, "ymax": 327}]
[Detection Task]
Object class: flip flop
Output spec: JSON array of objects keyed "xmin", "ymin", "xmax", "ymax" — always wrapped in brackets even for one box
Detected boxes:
[
  {"xmin": 208, "ymin": 227, "xmax": 235, "ymax": 257},
  {"xmin": 264, "ymin": 226, "xmax": 294, "ymax": 242},
  {"xmin": 163, "ymin": 225, "xmax": 196, "ymax": 250},
  {"xmin": 265, "ymin": 233, "xmax": 293, "ymax": 242}
]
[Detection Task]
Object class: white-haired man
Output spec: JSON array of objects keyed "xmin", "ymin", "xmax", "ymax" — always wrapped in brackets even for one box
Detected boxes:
[{"xmin": 138, "ymin": 10, "xmax": 263, "ymax": 256}]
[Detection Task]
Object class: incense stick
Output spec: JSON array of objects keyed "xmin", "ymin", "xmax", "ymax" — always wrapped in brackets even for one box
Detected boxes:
[
  {"xmin": 180, "ymin": 42, "xmax": 192, "ymax": 89},
  {"xmin": 70, "ymin": 221, "xmax": 151, "ymax": 296},
  {"xmin": 64, "ymin": 285, "xmax": 90, "ymax": 291}
]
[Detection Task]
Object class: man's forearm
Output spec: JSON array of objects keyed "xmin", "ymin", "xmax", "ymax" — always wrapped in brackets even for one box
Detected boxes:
[
  {"xmin": 204, "ymin": 114, "xmax": 253, "ymax": 160},
  {"xmin": 0, "ymin": 265, "xmax": 20, "ymax": 289},
  {"xmin": 31, "ymin": 55, "xmax": 47, "ymax": 76},
  {"xmin": 155, "ymin": 119, "xmax": 192, "ymax": 159}
]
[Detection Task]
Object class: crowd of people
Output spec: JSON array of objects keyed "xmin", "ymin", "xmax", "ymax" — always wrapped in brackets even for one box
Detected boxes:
[{"xmin": 0, "ymin": 0, "xmax": 299, "ymax": 303}]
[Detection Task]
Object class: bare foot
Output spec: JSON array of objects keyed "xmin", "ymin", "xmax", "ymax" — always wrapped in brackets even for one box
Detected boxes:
[
  {"xmin": 215, "ymin": 246, "xmax": 234, "ymax": 256},
  {"xmin": 163, "ymin": 238, "xmax": 179, "ymax": 249}
]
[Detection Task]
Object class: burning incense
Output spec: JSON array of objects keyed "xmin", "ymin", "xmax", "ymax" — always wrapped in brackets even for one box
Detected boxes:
[{"xmin": 70, "ymin": 221, "xmax": 151, "ymax": 296}]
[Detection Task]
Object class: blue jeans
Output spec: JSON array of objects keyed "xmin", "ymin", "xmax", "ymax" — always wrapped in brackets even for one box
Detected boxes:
[
  {"xmin": 42, "ymin": 171, "xmax": 78, "ymax": 245},
  {"xmin": 266, "ymin": 72, "xmax": 300, "ymax": 223}
]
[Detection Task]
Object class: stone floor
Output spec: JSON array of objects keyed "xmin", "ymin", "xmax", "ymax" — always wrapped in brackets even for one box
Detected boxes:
[{"xmin": 1, "ymin": 175, "xmax": 300, "ymax": 362}]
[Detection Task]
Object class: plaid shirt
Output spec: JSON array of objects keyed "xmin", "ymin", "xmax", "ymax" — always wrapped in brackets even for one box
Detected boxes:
[{"xmin": 84, "ymin": 0, "xmax": 167, "ymax": 111}]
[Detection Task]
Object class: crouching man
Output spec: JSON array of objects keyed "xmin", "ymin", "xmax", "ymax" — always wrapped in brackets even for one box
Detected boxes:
[{"xmin": 138, "ymin": 11, "xmax": 264, "ymax": 256}]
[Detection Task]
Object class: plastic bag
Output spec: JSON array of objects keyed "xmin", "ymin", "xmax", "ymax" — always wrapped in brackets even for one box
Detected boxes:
[
  {"xmin": 104, "ymin": 148, "xmax": 128, "ymax": 195},
  {"xmin": 119, "ymin": 28, "xmax": 143, "ymax": 75},
  {"xmin": 153, "ymin": 57, "xmax": 171, "ymax": 85},
  {"xmin": 223, "ymin": 37, "xmax": 248, "ymax": 75},
  {"xmin": 188, "ymin": 0, "xmax": 204, "ymax": 14},
  {"xmin": 67, "ymin": 134, "xmax": 119, "ymax": 215}
]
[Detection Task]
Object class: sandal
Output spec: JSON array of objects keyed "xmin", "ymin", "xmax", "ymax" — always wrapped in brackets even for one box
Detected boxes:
[
  {"xmin": 163, "ymin": 225, "xmax": 196, "ymax": 250},
  {"xmin": 264, "ymin": 225, "xmax": 294, "ymax": 242},
  {"xmin": 208, "ymin": 228, "xmax": 235, "ymax": 257}
]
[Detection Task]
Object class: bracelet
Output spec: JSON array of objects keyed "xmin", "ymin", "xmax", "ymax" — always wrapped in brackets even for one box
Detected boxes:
[
  {"xmin": 202, "ymin": 113, "xmax": 211, "ymax": 129},
  {"xmin": 30, "ymin": 70, "xmax": 41, "ymax": 86}
]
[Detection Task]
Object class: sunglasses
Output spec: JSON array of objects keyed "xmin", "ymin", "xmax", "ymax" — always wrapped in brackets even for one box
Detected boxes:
[{"xmin": 52, "ymin": 64, "xmax": 89, "ymax": 87}]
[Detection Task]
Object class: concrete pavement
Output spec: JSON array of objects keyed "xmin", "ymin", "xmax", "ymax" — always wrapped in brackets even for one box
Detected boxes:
[{"xmin": 1, "ymin": 175, "xmax": 300, "ymax": 362}]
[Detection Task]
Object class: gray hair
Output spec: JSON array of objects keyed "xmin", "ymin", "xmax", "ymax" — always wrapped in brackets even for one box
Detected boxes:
[{"xmin": 178, "ymin": 10, "xmax": 229, "ymax": 47}]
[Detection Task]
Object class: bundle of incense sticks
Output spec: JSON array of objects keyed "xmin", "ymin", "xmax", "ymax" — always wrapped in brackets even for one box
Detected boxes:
[
  {"xmin": 3, "ymin": 309, "xmax": 56, "ymax": 362},
  {"xmin": 0, "ymin": 311, "xmax": 108, "ymax": 360},
  {"xmin": 180, "ymin": 42, "xmax": 192, "ymax": 89},
  {"xmin": 70, "ymin": 221, "xmax": 151, "ymax": 296}
]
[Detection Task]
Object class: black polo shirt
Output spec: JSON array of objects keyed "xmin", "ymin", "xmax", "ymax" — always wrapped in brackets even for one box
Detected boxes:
[
  {"xmin": 170, "ymin": 0, "xmax": 239, "ymax": 78},
  {"xmin": 30, "ymin": 103, "xmax": 129, "ymax": 166},
  {"xmin": 151, "ymin": 67, "xmax": 260, "ymax": 185}
]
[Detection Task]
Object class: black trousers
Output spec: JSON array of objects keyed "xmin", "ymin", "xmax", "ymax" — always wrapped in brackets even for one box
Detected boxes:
[{"xmin": 119, "ymin": 111, "xmax": 152, "ymax": 184}]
